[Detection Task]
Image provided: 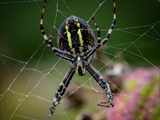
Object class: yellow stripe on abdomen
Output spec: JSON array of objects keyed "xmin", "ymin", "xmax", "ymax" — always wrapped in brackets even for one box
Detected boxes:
[
  {"xmin": 66, "ymin": 31, "xmax": 72, "ymax": 48},
  {"xmin": 77, "ymin": 29, "xmax": 84, "ymax": 46},
  {"xmin": 65, "ymin": 25, "xmax": 72, "ymax": 49}
]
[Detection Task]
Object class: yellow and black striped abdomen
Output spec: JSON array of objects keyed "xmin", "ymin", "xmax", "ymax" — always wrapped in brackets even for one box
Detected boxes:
[{"xmin": 57, "ymin": 16, "xmax": 96, "ymax": 54}]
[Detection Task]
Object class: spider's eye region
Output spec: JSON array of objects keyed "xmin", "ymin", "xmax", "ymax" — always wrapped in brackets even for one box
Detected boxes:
[
  {"xmin": 66, "ymin": 15, "xmax": 79, "ymax": 26},
  {"xmin": 68, "ymin": 20, "xmax": 76, "ymax": 26},
  {"xmin": 66, "ymin": 20, "xmax": 78, "ymax": 27}
]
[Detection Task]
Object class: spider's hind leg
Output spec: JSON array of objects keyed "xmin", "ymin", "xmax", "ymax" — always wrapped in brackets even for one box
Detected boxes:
[
  {"xmin": 45, "ymin": 67, "xmax": 75, "ymax": 120},
  {"xmin": 86, "ymin": 64, "xmax": 114, "ymax": 108}
]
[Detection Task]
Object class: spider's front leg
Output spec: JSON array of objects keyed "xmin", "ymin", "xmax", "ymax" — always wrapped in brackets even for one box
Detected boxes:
[
  {"xmin": 86, "ymin": 63, "xmax": 114, "ymax": 107},
  {"xmin": 40, "ymin": 25, "xmax": 75, "ymax": 62},
  {"xmin": 40, "ymin": 0, "xmax": 75, "ymax": 63},
  {"xmin": 45, "ymin": 66, "xmax": 75, "ymax": 120},
  {"xmin": 83, "ymin": 0, "xmax": 116, "ymax": 60}
]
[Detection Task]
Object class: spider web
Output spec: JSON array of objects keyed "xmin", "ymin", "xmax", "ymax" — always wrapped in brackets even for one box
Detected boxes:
[{"xmin": 0, "ymin": 0, "xmax": 160, "ymax": 120}]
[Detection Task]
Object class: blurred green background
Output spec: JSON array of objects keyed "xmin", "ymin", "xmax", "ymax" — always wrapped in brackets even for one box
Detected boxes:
[
  {"xmin": 0, "ymin": 0, "xmax": 160, "ymax": 120},
  {"xmin": 1, "ymin": 0, "xmax": 160, "ymax": 65}
]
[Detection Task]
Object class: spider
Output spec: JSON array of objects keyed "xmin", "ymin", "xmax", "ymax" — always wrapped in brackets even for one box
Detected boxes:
[{"xmin": 40, "ymin": 0, "xmax": 116, "ymax": 119}]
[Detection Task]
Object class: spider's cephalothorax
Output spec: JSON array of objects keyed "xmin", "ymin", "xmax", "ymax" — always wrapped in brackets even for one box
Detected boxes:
[
  {"xmin": 40, "ymin": 0, "xmax": 116, "ymax": 119},
  {"xmin": 57, "ymin": 15, "xmax": 96, "ymax": 76}
]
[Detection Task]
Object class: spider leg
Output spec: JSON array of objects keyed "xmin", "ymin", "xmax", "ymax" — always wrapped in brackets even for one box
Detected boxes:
[
  {"xmin": 82, "ymin": 0, "xmax": 116, "ymax": 60},
  {"xmin": 40, "ymin": 0, "xmax": 75, "ymax": 62},
  {"xmin": 92, "ymin": 17, "xmax": 101, "ymax": 43},
  {"xmin": 48, "ymin": 30, "xmax": 53, "ymax": 43},
  {"xmin": 86, "ymin": 63, "xmax": 114, "ymax": 107},
  {"xmin": 101, "ymin": 0, "xmax": 116, "ymax": 45},
  {"xmin": 45, "ymin": 67, "xmax": 75, "ymax": 120}
]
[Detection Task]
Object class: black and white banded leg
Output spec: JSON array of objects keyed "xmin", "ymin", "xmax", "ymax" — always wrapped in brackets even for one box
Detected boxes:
[
  {"xmin": 86, "ymin": 64, "xmax": 114, "ymax": 107},
  {"xmin": 45, "ymin": 67, "xmax": 75, "ymax": 120}
]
